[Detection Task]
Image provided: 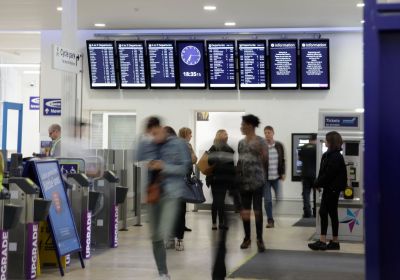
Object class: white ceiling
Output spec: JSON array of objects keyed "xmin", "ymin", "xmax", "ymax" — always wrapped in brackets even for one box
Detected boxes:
[{"xmin": 0, "ymin": 0, "xmax": 363, "ymax": 30}]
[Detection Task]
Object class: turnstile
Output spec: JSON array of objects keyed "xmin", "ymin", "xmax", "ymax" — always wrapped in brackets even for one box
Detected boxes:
[
  {"xmin": 7, "ymin": 178, "xmax": 51, "ymax": 280},
  {"xmin": 92, "ymin": 171, "xmax": 128, "ymax": 248}
]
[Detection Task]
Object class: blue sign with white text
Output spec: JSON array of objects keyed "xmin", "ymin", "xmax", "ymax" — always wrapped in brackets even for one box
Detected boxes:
[
  {"xmin": 177, "ymin": 41, "xmax": 206, "ymax": 88},
  {"xmin": 147, "ymin": 41, "xmax": 176, "ymax": 88},
  {"xmin": 43, "ymin": 98, "xmax": 61, "ymax": 116},
  {"xmin": 300, "ymin": 40, "xmax": 330, "ymax": 89},
  {"xmin": 325, "ymin": 116, "xmax": 359, "ymax": 128},
  {"xmin": 29, "ymin": 96, "xmax": 40, "ymax": 110},
  {"xmin": 207, "ymin": 41, "xmax": 236, "ymax": 89},
  {"xmin": 239, "ymin": 41, "xmax": 267, "ymax": 89},
  {"xmin": 269, "ymin": 40, "xmax": 298, "ymax": 89},
  {"xmin": 34, "ymin": 161, "xmax": 81, "ymax": 256}
]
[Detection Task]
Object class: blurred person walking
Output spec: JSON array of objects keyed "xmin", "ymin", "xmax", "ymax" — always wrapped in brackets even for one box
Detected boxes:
[
  {"xmin": 137, "ymin": 117, "xmax": 191, "ymax": 279},
  {"xmin": 308, "ymin": 131, "xmax": 347, "ymax": 251},
  {"xmin": 263, "ymin": 126, "xmax": 286, "ymax": 228},
  {"xmin": 48, "ymin": 123, "xmax": 61, "ymax": 157},
  {"xmin": 237, "ymin": 114, "xmax": 268, "ymax": 252}
]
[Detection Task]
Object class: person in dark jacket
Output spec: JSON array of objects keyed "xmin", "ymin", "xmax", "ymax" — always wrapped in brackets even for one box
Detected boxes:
[
  {"xmin": 298, "ymin": 133, "xmax": 317, "ymax": 218},
  {"xmin": 206, "ymin": 129, "xmax": 235, "ymax": 230},
  {"xmin": 308, "ymin": 131, "xmax": 347, "ymax": 251}
]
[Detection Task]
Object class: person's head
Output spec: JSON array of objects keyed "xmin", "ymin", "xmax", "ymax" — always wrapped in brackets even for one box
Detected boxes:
[
  {"xmin": 164, "ymin": 126, "xmax": 177, "ymax": 137},
  {"xmin": 214, "ymin": 129, "xmax": 228, "ymax": 145},
  {"xmin": 325, "ymin": 131, "xmax": 343, "ymax": 151},
  {"xmin": 264, "ymin": 126, "xmax": 275, "ymax": 142},
  {"xmin": 178, "ymin": 127, "xmax": 192, "ymax": 142},
  {"xmin": 309, "ymin": 133, "xmax": 317, "ymax": 144},
  {"xmin": 48, "ymin": 124, "xmax": 61, "ymax": 140},
  {"xmin": 146, "ymin": 116, "xmax": 167, "ymax": 144},
  {"xmin": 241, "ymin": 114, "xmax": 260, "ymax": 136}
]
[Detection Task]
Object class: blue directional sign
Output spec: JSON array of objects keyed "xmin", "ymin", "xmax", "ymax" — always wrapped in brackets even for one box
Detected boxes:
[
  {"xmin": 43, "ymin": 98, "xmax": 61, "ymax": 116},
  {"xmin": 29, "ymin": 96, "xmax": 40, "ymax": 110}
]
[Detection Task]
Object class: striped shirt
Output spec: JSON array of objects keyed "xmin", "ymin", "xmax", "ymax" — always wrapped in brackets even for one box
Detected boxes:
[{"xmin": 268, "ymin": 144, "xmax": 279, "ymax": 180}]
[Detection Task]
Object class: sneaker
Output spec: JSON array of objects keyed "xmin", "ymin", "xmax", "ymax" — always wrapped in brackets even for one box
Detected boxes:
[
  {"xmin": 308, "ymin": 240, "xmax": 327, "ymax": 251},
  {"xmin": 240, "ymin": 239, "xmax": 251, "ymax": 249},
  {"xmin": 165, "ymin": 239, "xmax": 175, "ymax": 249},
  {"xmin": 266, "ymin": 220, "xmax": 274, "ymax": 228},
  {"xmin": 184, "ymin": 226, "xmax": 192, "ymax": 232},
  {"xmin": 176, "ymin": 239, "xmax": 184, "ymax": 251},
  {"xmin": 257, "ymin": 240, "xmax": 266, "ymax": 252},
  {"xmin": 326, "ymin": 241, "xmax": 340, "ymax": 250}
]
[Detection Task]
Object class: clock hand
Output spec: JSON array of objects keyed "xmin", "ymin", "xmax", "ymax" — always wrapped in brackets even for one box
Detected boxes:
[{"xmin": 188, "ymin": 54, "xmax": 192, "ymax": 63}]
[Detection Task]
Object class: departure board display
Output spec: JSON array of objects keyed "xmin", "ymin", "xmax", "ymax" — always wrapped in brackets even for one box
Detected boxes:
[
  {"xmin": 269, "ymin": 40, "xmax": 298, "ymax": 89},
  {"xmin": 117, "ymin": 41, "xmax": 147, "ymax": 88},
  {"xmin": 207, "ymin": 41, "xmax": 236, "ymax": 89},
  {"xmin": 147, "ymin": 41, "xmax": 177, "ymax": 88},
  {"xmin": 238, "ymin": 41, "xmax": 267, "ymax": 89},
  {"xmin": 87, "ymin": 41, "xmax": 117, "ymax": 89},
  {"xmin": 300, "ymin": 39, "xmax": 330, "ymax": 89},
  {"xmin": 177, "ymin": 41, "xmax": 206, "ymax": 88}
]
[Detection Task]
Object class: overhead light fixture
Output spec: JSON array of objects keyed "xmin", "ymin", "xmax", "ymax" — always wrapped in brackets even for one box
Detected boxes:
[
  {"xmin": 361, "ymin": 20, "xmax": 365, "ymax": 24},
  {"xmin": 224, "ymin": 22, "xmax": 236, "ymax": 26},
  {"xmin": 356, "ymin": 3, "xmax": 365, "ymax": 8},
  {"xmin": 57, "ymin": 6, "xmax": 63, "ymax": 11},
  {"xmin": 94, "ymin": 23, "xmax": 106, "ymax": 27},
  {"xmin": 355, "ymin": 108, "xmax": 364, "ymax": 113},
  {"xmin": 204, "ymin": 5, "xmax": 216, "ymax": 11}
]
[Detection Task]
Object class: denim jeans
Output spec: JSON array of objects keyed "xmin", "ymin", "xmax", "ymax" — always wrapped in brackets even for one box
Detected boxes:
[
  {"xmin": 148, "ymin": 196, "xmax": 179, "ymax": 275},
  {"xmin": 264, "ymin": 179, "xmax": 280, "ymax": 221}
]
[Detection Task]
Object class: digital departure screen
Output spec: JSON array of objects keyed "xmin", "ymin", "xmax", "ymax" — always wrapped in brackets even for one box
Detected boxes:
[
  {"xmin": 87, "ymin": 41, "xmax": 117, "ymax": 89},
  {"xmin": 177, "ymin": 41, "xmax": 206, "ymax": 88},
  {"xmin": 268, "ymin": 40, "xmax": 298, "ymax": 89},
  {"xmin": 147, "ymin": 41, "xmax": 177, "ymax": 88},
  {"xmin": 117, "ymin": 41, "xmax": 147, "ymax": 88},
  {"xmin": 207, "ymin": 41, "xmax": 236, "ymax": 89},
  {"xmin": 300, "ymin": 39, "xmax": 330, "ymax": 89},
  {"xmin": 238, "ymin": 41, "xmax": 267, "ymax": 89}
]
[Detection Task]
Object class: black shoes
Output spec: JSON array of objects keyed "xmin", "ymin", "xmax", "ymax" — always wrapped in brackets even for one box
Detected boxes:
[
  {"xmin": 327, "ymin": 241, "xmax": 340, "ymax": 250},
  {"xmin": 218, "ymin": 224, "xmax": 228, "ymax": 230},
  {"xmin": 240, "ymin": 239, "xmax": 251, "ymax": 249},
  {"xmin": 184, "ymin": 226, "xmax": 192, "ymax": 232},
  {"xmin": 308, "ymin": 240, "xmax": 327, "ymax": 251},
  {"xmin": 266, "ymin": 219, "xmax": 275, "ymax": 228},
  {"xmin": 257, "ymin": 240, "xmax": 265, "ymax": 252},
  {"xmin": 303, "ymin": 213, "xmax": 312, "ymax": 218}
]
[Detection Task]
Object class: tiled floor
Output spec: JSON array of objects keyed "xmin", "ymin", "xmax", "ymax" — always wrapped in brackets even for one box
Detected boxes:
[{"xmin": 37, "ymin": 212, "xmax": 364, "ymax": 280}]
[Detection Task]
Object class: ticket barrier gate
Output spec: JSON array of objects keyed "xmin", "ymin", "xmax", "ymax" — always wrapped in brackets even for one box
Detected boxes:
[
  {"xmin": 7, "ymin": 178, "xmax": 51, "ymax": 280},
  {"xmin": 66, "ymin": 173, "xmax": 101, "ymax": 259},
  {"xmin": 92, "ymin": 171, "xmax": 128, "ymax": 248}
]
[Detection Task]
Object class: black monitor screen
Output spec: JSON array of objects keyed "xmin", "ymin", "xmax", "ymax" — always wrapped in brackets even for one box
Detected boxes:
[
  {"xmin": 345, "ymin": 142, "xmax": 359, "ymax": 156},
  {"xmin": 207, "ymin": 41, "xmax": 236, "ymax": 89},
  {"xmin": 117, "ymin": 41, "xmax": 147, "ymax": 88},
  {"xmin": 238, "ymin": 41, "xmax": 267, "ymax": 89},
  {"xmin": 87, "ymin": 41, "xmax": 117, "ymax": 89},
  {"xmin": 300, "ymin": 39, "xmax": 330, "ymax": 89},
  {"xmin": 268, "ymin": 40, "xmax": 298, "ymax": 89},
  {"xmin": 147, "ymin": 41, "xmax": 177, "ymax": 88},
  {"xmin": 177, "ymin": 41, "xmax": 206, "ymax": 89}
]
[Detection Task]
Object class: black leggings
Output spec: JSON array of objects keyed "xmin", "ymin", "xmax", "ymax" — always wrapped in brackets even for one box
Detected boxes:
[
  {"xmin": 211, "ymin": 187, "xmax": 227, "ymax": 225},
  {"xmin": 240, "ymin": 187, "xmax": 263, "ymax": 241},
  {"xmin": 175, "ymin": 200, "xmax": 186, "ymax": 239},
  {"xmin": 319, "ymin": 190, "xmax": 340, "ymax": 237}
]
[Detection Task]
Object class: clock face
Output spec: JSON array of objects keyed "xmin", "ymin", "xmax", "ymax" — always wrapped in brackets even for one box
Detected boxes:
[{"xmin": 181, "ymin": 46, "xmax": 201, "ymax": 66}]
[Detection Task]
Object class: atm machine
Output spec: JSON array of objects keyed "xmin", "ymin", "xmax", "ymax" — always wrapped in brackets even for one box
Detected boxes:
[{"xmin": 316, "ymin": 109, "xmax": 364, "ymax": 242}]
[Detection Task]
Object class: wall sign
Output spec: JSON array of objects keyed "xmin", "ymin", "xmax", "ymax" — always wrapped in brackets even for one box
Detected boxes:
[
  {"xmin": 52, "ymin": 44, "xmax": 82, "ymax": 74},
  {"xmin": 29, "ymin": 97, "xmax": 40, "ymax": 110},
  {"xmin": 43, "ymin": 98, "xmax": 61, "ymax": 116},
  {"xmin": 324, "ymin": 116, "xmax": 359, "ymax": 128}
]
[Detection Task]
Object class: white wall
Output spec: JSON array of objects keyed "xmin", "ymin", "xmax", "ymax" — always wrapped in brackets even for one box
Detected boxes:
[{"xmin": 40, "ymin": 31, "xmax": 363, "ymax": 201}]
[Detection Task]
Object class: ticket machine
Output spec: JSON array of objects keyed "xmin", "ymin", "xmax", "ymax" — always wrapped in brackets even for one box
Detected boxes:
[{"xmin": 316, "ymin": 109, "xmax": 364, "ymax": 241}]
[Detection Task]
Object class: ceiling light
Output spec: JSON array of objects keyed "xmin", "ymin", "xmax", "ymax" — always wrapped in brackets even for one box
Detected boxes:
[
  {"xmin": 224, "ymin": 22, "xmax": 236, "ymax": 26},
  {"xmin": 356, "ymin": 3, "xmax": 365, "ymax": 8},
  {"xmin": 204, "ymin": 5, "xmax": 216, "ymax": 11},
  {"xmin": 94, "ymin": 23, "xmax": 106, "ymax": 27},
  {"xmin": 355, "ymin": 108, "xmax": 364, "ymax": 113},
  {"xmin": 361, "ymin": 20, "xmax": 365, "ymax": 24},
  {"xmin": 57, "ymin": 6, "xmax": 63, "ymax": 11}
]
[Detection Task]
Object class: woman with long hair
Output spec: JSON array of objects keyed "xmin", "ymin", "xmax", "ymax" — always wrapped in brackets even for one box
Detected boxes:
[{"xmin": 308, "ymin": 131, "xmax": 347, "ymax": 251}]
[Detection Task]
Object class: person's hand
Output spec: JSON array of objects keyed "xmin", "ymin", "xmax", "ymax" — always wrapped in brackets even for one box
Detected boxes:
[{"xmin": 148, "ymin": 160, "xmax": 164, "ymax": 171}]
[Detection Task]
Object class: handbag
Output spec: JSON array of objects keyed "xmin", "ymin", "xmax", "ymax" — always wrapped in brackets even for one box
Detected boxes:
[
  {"xmin": 197, "ymin": 151, "xmax": 214, "ymax": 176},
  {"xmin": 146, "ymin": 175, "xmax": 161, "ymax": 204},
  {"xmin": 182, "ymin": 174, "xmax": 206, "ymax": 204}
]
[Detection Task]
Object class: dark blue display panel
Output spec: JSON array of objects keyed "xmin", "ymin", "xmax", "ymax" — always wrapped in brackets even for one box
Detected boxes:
[
  {"xmin": 147, "ymin": 41, "xmax": 177, "ymax": 88},
  {"xmin": 34, "ymin": 161, "xmax": 81, "ymax": 256},
  {"xmin": 268, "ymin": 40, "xmax": 298, "ymax": 89},
  {"xmin": 300, "ymin": 39, "xmax": 330, "ymax": 89},
  {"xmin": 177, "ymin": 41, "xmax": 206, "ymax": 88},
  {"xmin": 87, "ymin": 41, "xmax": 117, "ymax": 89},
  {"xmin": 207, "ymin": 41, "xmax": 236, "ymax": 89},
  {"xmin": 238, "ymin": 41, "xmax": 267, "ymax": 89},
  {"xmin": 117, "ymin": 41, "xmax": 147, "ymax": 88}
]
